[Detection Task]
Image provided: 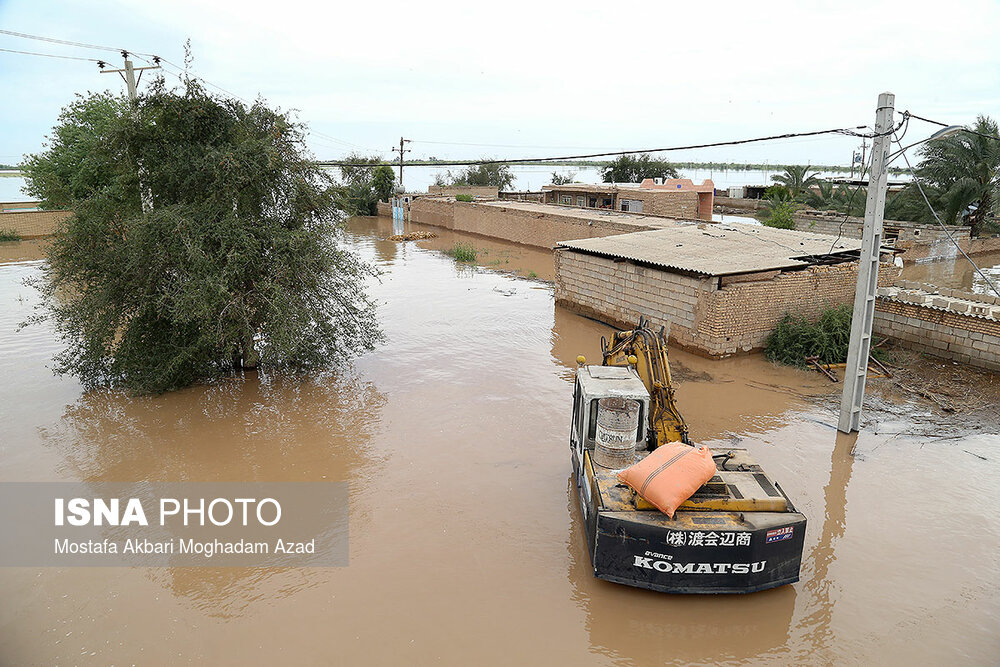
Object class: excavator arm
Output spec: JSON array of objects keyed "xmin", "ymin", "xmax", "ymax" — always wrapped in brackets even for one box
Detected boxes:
[{"xmin": 601, "ymin": 317, "xmax": 690, "ymax": 447}]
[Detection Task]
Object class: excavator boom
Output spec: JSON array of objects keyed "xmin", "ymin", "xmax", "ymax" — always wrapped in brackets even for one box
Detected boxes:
[{"xmin": 601, "ymin": 316, "xmax": 689, "ymax": 446}]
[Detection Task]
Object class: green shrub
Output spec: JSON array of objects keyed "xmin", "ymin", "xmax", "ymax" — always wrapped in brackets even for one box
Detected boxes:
[
  {"xmin": 765, "ymin": 304, "xmax": 882, "ymax": 366},
  {"xmin": 455, "ymin": 194, "xmax": 474, "ymax": 202},
  {"xmin": 445, "ymin": 242, "xmax": 477, "ymax": 262},
  {"xmin": 762, "ymin": 194, "xmax": 798, "ymax": 230},
  {"xmin": 0, "ymin": 228, "xmax": 21, "ymax": 242}
]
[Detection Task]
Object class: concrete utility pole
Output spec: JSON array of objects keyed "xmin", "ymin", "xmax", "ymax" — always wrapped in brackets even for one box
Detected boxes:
[
  {"xmin": 99, "ymin": 52, "xmax": 161, "ymax": 212},
  {"xmin": 391, "ymin": 137, "xmax": 411, "ymax": 189},
  {"xmin": 838, "ymin": 92, "xmax": 894, "ymax": 434},
  {"xmin": 99, "ymin": 51, "xmax": 160, "ymax": 103}
]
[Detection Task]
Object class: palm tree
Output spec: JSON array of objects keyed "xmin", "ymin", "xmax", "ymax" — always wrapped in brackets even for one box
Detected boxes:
[
  {"xmin": 772, "ymin": 165, "xmax": 821, "ymax": 199},
  {"xmin": 905, "ymin": 115, "xmax": 1000, "ymax": 236}
]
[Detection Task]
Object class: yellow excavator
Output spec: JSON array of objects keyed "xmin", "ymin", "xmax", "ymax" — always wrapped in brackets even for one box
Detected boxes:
[{"xmin": 570, "ymin": 317, "xmax": 806, "ymax": 594}]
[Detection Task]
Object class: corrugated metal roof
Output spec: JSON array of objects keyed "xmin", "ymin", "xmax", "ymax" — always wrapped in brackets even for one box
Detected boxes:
[{"xmin": 556, "ymin": 223, "xmax": 875, "ymax": 277}]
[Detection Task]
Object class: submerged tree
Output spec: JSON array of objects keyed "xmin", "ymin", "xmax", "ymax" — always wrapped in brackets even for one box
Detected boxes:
[
  {"xmin": 334, "ymin": 153, "xmax": 397, "ymax": 216},
  {"xmin": 445, "ymin": 161, "xmax": 514, "ymax": 190},
  {"xmin": 22, "ymin": 79, "xmax": 382, "ymax": 394},
  {"xmin": 550, "ymin": 171, "xmax": 576, "ymax": 185},
  {"xmin": 601, "ymin": 154, "xmax": 678, "ymax": 183}
]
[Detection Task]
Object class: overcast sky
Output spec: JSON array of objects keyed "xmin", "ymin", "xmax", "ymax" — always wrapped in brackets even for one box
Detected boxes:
[{"xmin": 2, "ymin": 0, "xmax": 998, "ymax": 168}]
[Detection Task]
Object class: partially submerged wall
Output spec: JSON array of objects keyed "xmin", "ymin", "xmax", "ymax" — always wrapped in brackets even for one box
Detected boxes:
[
  {"xmin": 407, "ymin": 199, "xmax": 660, "ymax": 249},
  {"xmin": 789, "ymin": 214, "xmax": 966, "ymax": 246},
  {"xmin": 553, "ymin": 249, "xmax": 713, "ymax": 352},
  {"xmin": 0, "ymin": 207, "xmax": 70, "ymax": 238},
  {"xmin": 554, "ymin": 247, "xmax": 901, "ymax": 357},
  {"xmin": 874, "ymin": 284, "xmax": 1000, "ymax": 371},
  {"xmin": 427, "ymin": 185, "xmax": 498, "ymax": 198}
]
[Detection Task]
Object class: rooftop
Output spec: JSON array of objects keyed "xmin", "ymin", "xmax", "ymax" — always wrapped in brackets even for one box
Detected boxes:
[
  {"xmin": 556, "ymin": 223, "xmax": 882, "ymax": 277},
  {"xmin": 473, "ymin": 199, "xmax": 678, "ymax": 230}
]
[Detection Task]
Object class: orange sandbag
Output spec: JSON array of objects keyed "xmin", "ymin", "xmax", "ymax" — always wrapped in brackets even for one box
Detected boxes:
[{"xmin": 617, "ymin": 443, "xmax": 716, "ymax": 518}]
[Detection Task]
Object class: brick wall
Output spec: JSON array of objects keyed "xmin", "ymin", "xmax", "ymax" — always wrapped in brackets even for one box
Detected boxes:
[
  {"xmin": 789, "ymin": 214, "xmax": 965, "ymax": 245},
  {"xmin": 547, "ymin": 188, "xmax": 706, "ymax": 220},
  {"xmin": 427, "ymin": 185, "xmax": 498, "ymax": 198},
  {"xmin": 699, "ymin": 263, "xmax": 900, "ymax": 356},
  {"xmin": 874, "ymin": 297, "xmax": 1000, "ymax": 371},
  {"xmin": 555, "ymin": 247, "xmax": 901, "ymax": 358},
  {"xmin": 0, "ymin": 209, "xmax": 70, "ymax": 238},
  {"xmin": 554, "ymin": 249, "xmax": 713, "ymax": 351},
  {"xmin": 406, "ymin": 199, "xmax": 659, "ymax": 248},
  {"xmin": 714, "ymin": 196, "xmax": 764, "ymax": 211}
]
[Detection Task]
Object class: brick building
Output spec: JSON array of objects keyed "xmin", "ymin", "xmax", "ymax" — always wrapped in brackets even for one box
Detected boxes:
[
  {"xmin": 541, "ymin": 178, "xmax": 715, "ymax": 221},
  {"xmin": 554, "ymin": 223, "xmax": 899, "ymax": 357}
]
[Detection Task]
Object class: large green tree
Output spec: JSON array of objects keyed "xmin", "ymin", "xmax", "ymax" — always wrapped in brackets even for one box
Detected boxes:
[
  {"xmin": 446, "ymin": 161, "xmax": 514, "ymax": 190},
  {"xmin": 334, "ymin": 154, "xmax": 397, "ymax": 216},
  {"xmin": 892, "ymin": 115, "xmax": 999, "ymax": 236},
  {"xmin": 22, "ymin": 79, "xmax": 382, "ymax": 393},
  {"xmin": 601, "ymin": 154, "xmax": 678, "ymax": 183}
]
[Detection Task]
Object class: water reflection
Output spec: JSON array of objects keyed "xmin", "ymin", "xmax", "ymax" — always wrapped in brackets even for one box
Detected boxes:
[{"xmin": 565, "ymin": 478, "xmax": 796, "ymax": 666}]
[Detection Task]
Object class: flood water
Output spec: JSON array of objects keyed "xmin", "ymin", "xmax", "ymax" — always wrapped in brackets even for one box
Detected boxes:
[
  {"xmin": 1, "ymin": 219, "xmax": 998, "ymax": 665},
  {"xmin": 901, "ymin": 250, "xmax": 1000, "ymax": 296}
]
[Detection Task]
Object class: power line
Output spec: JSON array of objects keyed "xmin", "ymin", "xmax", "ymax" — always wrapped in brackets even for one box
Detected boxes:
[
  {"xmin": 892, "ymin": 130, "xmax": 1000, "ymax": 299},
  {"xmin": 0, "ymin": 28, "xmax": 121, "ymax": 52},
  {"xmin": 0, "ymin": 46, "xmax": 101, "ymax": 62},
  {"xmin": 316, "ymin": 125, "xmax": 883, "ymax": 168},
  {"xmin": 903, "ymin": 111, "xmax": 999, "ymax": 142}
]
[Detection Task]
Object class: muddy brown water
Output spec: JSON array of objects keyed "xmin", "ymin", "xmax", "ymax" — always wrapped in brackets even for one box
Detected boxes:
[{"xmin": 1, "ymin": 219, "xmax": 998, "ymax": 665}]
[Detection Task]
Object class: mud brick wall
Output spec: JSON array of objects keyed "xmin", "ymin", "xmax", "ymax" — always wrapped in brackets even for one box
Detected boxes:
[
  {"xmin": 874, "ymin": 297, "xmax": 1000, "ymax": 371},
  {"xmin": 555, "ymin": 248, "xmax": 901, "ymax": 358},
  {"xmin": 0, "ymin": 209, "xmax": 70, "ymax": 238}
]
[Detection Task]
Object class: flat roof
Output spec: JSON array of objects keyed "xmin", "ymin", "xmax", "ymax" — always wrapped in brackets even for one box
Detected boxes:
[
  {"xmin": 473, "ymin": 199, "xmax": 679, "ymax": 229},
  {"xmin": 556, "ymin": 223, "xmax": 877, "ymax": 277}
]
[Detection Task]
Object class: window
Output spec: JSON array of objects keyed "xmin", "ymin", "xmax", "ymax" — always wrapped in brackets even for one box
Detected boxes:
[
  {"xmin": 602, "ymin": 198, "xmax": 613, "ymax": 208},
  {"xmin": 576, "ymin": 196, "xmax": 585, "ymax": 207},
  {"xmin": 621, "ymin": 199, "xmax": 643, "ymax": 213},
  {"xmin": 589, "ymin": 197, "xmax": 597, "ymax": 208},
  {"xmin": 560, "ymin": 195, "xmax": 572, "ymax": 205}
]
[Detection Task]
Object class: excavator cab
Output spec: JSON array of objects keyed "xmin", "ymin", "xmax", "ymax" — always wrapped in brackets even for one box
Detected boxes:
[{"xmin": 570, "ymin": 364, "xmax": 650, "ymax": 489}]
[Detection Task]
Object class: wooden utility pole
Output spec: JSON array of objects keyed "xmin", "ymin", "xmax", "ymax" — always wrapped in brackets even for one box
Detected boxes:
[
  {"xmin": 391, "ymin": 137, "xmax": 411, "ymax": 188},
  {"xmin": 838, "ymin": 92, "xmax": 894, "ymax": 433}
]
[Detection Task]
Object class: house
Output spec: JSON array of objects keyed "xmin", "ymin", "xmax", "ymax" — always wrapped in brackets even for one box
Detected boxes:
[{"xmin": 541, "ymin": 178, "xmax": 715, "ymax": 221}]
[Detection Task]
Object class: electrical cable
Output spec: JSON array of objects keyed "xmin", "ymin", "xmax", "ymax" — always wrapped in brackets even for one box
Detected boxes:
[
  {"xmin": 902, "ymin": 111, "xmax": 999, "ymax": 142},
  {"xmin": 0, "ymin": 28, "xmax": 121, "ymax": 52},
  {"xmin": 318, "ymin": 125, "xmax": 895, "ymax": 169},
  {"xmin": 892, "ymin": 130, "xmax": 1000, "ymax": 299},
  {"xmin": 0, "ymin": 46, "xmax": 101, "ymax": 62},
  {"xmin": 824, "ymin": 115, "xmax": 912, "ymax": 255}
]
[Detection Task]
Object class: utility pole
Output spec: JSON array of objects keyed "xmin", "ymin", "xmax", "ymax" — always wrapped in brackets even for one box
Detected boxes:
[
  {"xmin": 838, "ymin": 92, "xmax": 894, "ymax": 434},
  {"xmin": 98, "ymin": 51, "xmax": 160, "ymax": 103},
  {"xmin": 98, "ymin": 52, "xmax": 161, "ymax": 212},
  {"xmin": 391, "ymin": 137, "xmax": 411, "ymax": 189}
]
